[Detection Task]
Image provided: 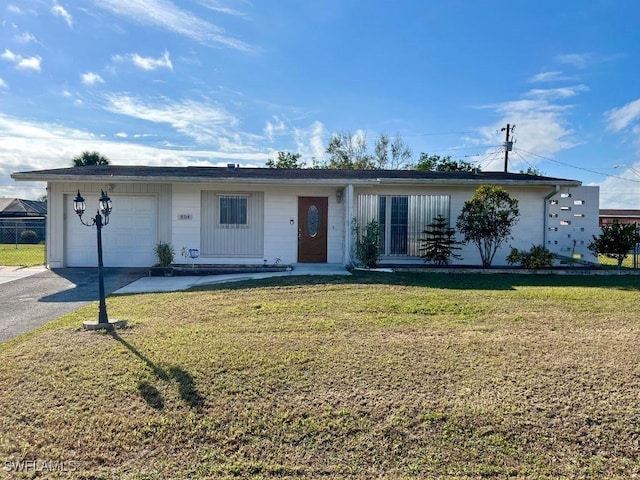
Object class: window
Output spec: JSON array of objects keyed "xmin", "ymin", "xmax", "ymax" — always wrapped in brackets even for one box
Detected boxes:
[
  {"xmin": 550, "ymin": 200, "xmax": 559, "ymax": 205},
  {"xmin": 561, "ymin": 206, "xmax": 571, "ymax": 211},
  {"xmin": 219, "ymin": 195, "xmax": 247, "ymax": 226},
  {"xmin": 574, "ymin": 200, "xmax": 584, "ymax": 205},
  {"xmin": 201, "ymin": 191, "xmax": 264, "ymax": 256},
  {"xmin": 561, "ymin": 193, "xmax": 571, "ymax": 198},
  {"xmin": 390, "ymin": 196, "xmax": 409, "ymax": 255},
  {"xmin": 357, "ymin": 194, "xmax": 449, "ymax": 256},
  {"xmin": 560, "ymin": 220, "xmax": 571, "ymax": 226}
]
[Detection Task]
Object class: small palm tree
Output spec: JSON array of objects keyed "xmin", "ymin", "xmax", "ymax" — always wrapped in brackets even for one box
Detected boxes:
[{"xmin": 72, "ymin": 151, "xmax": 110, "ymax": 167}]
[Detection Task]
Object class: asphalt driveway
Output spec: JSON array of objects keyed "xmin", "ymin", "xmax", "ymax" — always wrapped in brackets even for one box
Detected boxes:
[{"xmin": 0, "ymin": 268, "xmax": 146, "ymax": 343}]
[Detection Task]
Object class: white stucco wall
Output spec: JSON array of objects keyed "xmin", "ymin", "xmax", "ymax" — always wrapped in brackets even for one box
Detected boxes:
[
  {"xmin": 352, "ymin": 184, "xmax": 577, "ymax": 267},
  {"xmin": 171, "ymin": 184, "xmax": 345, "ymax": 265}
]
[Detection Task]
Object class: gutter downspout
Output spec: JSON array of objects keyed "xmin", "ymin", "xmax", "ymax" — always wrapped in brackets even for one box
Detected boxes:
[{"xmin": 543, "ymin": 185, "xmax": 561, "ymax": 246}]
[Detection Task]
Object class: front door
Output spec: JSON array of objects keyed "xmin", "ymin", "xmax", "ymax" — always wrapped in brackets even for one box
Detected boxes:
[{"xmin": 298, "ymin": 197, "xmax": 328, "ymax": 263}]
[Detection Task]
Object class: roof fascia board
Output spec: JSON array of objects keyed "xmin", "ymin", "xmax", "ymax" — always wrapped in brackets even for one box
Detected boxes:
[{"xmin": 11, "ymin": 172, "xmax": 581, "ymax": 188}]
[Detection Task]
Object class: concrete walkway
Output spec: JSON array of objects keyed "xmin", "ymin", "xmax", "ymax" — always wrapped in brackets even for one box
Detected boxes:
[
  {"xmin": 0, "ymin": 265, "xmax": 48, "ymax": 285},
  {"xmin": 113, "ymin": 263, "xmax": 351, "ymax": 294}
]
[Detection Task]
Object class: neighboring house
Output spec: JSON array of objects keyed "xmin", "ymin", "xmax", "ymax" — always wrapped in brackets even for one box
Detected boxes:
[
  {"xmin": 11, "ymin": 165, "xmax": 599, "ymax": 268},
  {"xmin": 599, "ymin": 209, "xmax": 640, "ymax": 227},
  {"xmin": 0, "ymin": 198, "xmax": 47, "ymax": 244}
]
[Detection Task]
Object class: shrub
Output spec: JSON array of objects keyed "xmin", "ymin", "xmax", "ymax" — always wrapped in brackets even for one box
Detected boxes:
[
  {"xmin": 354, "ymin": 220, "xmax": 381, "ymax": 268},
  {"xmin": 20, "ymin": 230, "xmax": 39, "ymax": 244},
  {"xmin": 507, "ymin": 244, "xmax": 553, "ymax": 269},
  {"xmin": 154, "ymin": 242, "xmax": 175, "ymax": 267},
  {"xmin": 456, "ymin": 185, "xmax": 519, "ymax": 267}
]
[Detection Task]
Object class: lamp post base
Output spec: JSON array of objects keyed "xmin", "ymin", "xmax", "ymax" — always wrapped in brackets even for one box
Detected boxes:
[{"xmin": 82, "ymin": 319, "xmax": 127, "ymax": 331}]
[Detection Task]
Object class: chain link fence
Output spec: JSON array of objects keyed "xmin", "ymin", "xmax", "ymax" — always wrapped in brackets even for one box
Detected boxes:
[{"xmin": 0, "ymin": 217, "xmax": 46, "ymax": 267}]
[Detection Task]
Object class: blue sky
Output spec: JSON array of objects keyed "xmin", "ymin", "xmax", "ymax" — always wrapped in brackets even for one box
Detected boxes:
[{"xmin": 1, "ymin": 0, "xmax": 640, "ymax": 208}]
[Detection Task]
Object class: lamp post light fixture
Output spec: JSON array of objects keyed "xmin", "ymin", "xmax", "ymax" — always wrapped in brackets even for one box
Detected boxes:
[{"xmin": 73, "ymin": 189, "xmax": 125, "ymax": 331}]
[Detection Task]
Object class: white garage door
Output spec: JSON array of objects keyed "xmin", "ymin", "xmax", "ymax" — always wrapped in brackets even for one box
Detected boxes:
[{"xmin": 65, "ymin": 194, "xmax": 158, "ymax": 267}]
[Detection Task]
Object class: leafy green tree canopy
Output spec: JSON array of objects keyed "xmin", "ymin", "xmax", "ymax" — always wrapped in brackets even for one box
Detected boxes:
[
  {"xmin": 414, "ymin": 153, "xmax": 475, "ymax": 172},
  {"xmin": 266, "ymin": 151, "xmax": 305, "ymax": 169},
  {"xmin": 456, "ymin": 185, "xmax": 520, "ymax": 267},
  {"xmin": 72, "ymin": 151, "xmax": 110, "ymax": 167},
  {"xmin": 588, "ymin": 220, "xmax": 639, "ymax": 269},
  {"xmin": 325, "ymin": 131, "xmax": 412, "ymax": 169}
]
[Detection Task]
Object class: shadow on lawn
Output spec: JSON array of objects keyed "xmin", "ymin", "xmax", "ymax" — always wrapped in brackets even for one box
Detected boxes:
[
  {"xmin": 109, "ymin": 331, "xmax": 205, "ymax": 409},
  {"xmin": 191, "ymin": 270, "xmax": 640, "ymax": 292}
]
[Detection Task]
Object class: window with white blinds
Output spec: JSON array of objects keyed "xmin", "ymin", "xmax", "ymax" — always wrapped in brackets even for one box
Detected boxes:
[{"xmin": 357, "ymin": 194, "xmax": 450, "ymax": 256}]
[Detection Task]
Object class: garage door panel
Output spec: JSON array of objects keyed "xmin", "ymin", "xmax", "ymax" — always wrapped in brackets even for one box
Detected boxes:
[{"xmin": 65, "ymin": 195, "xmax": 158, "ymax": 267}]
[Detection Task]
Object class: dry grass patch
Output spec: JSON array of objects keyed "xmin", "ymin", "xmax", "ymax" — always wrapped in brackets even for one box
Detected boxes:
[{"xmin": 1, "ymin": 273, "xmax": 640, "ymax": 478}]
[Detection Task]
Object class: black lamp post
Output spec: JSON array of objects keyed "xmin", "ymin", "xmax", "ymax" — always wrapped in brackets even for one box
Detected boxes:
[{"xmin": 73, "ymin": 189, "xmax": 115, "ymax": 328}]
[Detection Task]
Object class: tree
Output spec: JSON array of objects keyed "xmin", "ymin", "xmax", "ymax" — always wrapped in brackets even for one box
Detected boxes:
[
  {"xmin": 325, "ymin": 131, "xmax": 376, "ymax": 169},
  {"xmin": 324, "ymin": 131, "xmax": 412, "ymax": 169},
  {"xmin": 266, "ymin": 151, "xmax": 305, "ymax": 169},
  {"xmin": 419, "ymin": 215, "xmax": 463, "ymax": 265},
  {"xmin": 588, "ymin": 220, "xmax": 640, "ymax": 269},
  {"xmin": 72, "ymin": 151, "xmax": 110, "ymax": 167},
  {"xmin": 456, "ymin": 185, "xmax": 520, "ymax": 267},
  {"xmin": 413, "ymin": 152, "xmax": 475, "ymax": 172},
  {"xmin": 519, "ymin": 166, "xmax": 544, "ymax": 176}
]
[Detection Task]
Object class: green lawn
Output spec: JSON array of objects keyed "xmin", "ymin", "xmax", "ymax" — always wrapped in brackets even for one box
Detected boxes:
[
  {"xmin": 1, "ymin": 273, "xmax": 640, "ymax": 478},
  {"xmin": 0, "ymin": 243, "xmax": 45, "ymax": 267},
  {"xmin": 598, "ymin": 253, "xmax": 640, "ymax": 269}
]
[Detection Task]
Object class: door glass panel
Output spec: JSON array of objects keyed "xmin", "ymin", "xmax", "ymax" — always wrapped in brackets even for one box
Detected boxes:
[{"xmin": 307, "ymin": 205, "xmax": 319, "ymax": 237}]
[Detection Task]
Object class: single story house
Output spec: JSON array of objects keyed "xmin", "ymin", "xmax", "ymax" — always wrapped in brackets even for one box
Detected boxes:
[
  {"xmin": 0, "ymin": 197, "xmax": 47, "ymax": 244},
  {"xmin": 11, "ymin": 165, "xmax": 599, "ymax": 268},
  {"xmin": 599, "ymin": 209, "xmax": 640, "ymax": 227}
]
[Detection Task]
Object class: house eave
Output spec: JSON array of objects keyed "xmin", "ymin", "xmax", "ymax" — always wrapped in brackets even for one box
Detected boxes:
[{"xmin": 11, "ymin": 172, "xmax": 582, "ymax": 188}]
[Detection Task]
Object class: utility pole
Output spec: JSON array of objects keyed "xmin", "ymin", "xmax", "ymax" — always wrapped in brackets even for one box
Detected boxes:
[{"xmin": 501, "ymin": 124, "xmax": 514, "ymax": 173}]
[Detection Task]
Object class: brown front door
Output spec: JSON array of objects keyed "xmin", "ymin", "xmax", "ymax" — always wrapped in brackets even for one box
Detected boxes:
[{"xmin": 298, "ymin": 197, "xmax": 328, "ymax": 263}]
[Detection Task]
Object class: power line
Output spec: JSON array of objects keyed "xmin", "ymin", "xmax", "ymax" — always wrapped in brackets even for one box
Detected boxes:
[{"xmin": 516, "ymin": 148, "xmax": 640, "ymax": 184}]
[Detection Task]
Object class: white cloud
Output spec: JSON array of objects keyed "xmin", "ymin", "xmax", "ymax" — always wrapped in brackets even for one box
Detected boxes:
[
  {"xmin": 0, "ymin": 112, "xmax": 270, "ymax": 199},
  {"xmin": 1, "ymin": 49, "xmax": 20, "ymax": 62},
  {"xmin": 17, "ymin": 56, "xmax": 41, "ymax": 71},
  {"xmin": 90, "ymin": 0, "xmax": 255, "ymax": 52},
  {"xmin": 264, "ymin": 116, "xmax": 287, "ymax": 141},
  {"xmin": 0, "ymin": 78, "xmax": 7, "ymax": 89},
  {"xmin": 294, "ymin": 121, "xmax": 326, "ymax": 162},
  {"xmin": 115, "ymin": 132, "xmax": 128, "ymax": 138},
  {"xmin": 555, "ymin": 53, "xmax": 592, "ymax": 69},
  {"xmin": 597, "ymin": 169, "xmax": 640, "ymax": 209},
  {"xmin": 7, "ymin": 5, "xmax": 22, "ymax": 14},
  {"xmin": 15, "ymin": 32, "xmax": 37, "ymax": 43},
  {"xmin": 476, "ymin": 95, "xmax": 580, "ymax": 171},
  {"xmin": 1, "ymin": 49, "xmax": 42, "ymax": 72},
  {"xmin": 104, "ymin": 93, "xmax": 241, "ymax": 145},
  {"xmin": 52, "ymin": 2, "xmax": 73, "ymax": 28},
  {"xmin": 81, "ymin": 72, "xmax": 105, "ymax": 85},
  {"xmin": 131, "ymin": 50, "xmax": 173, "ymax": 71},
  {"xmin": 605, "ymin": 99, "xmax": 640, "ymax": 132},
  {"xmin": 525, "ymin": 85, "xmax": 589, "ymax": 101},
  {"xmin": 196, "ymin": 0, "xmax": 248, "ymax": 17},
  {"xmin": 528, "ymin": 71, "xmax": 568, "ymax": 83}
]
